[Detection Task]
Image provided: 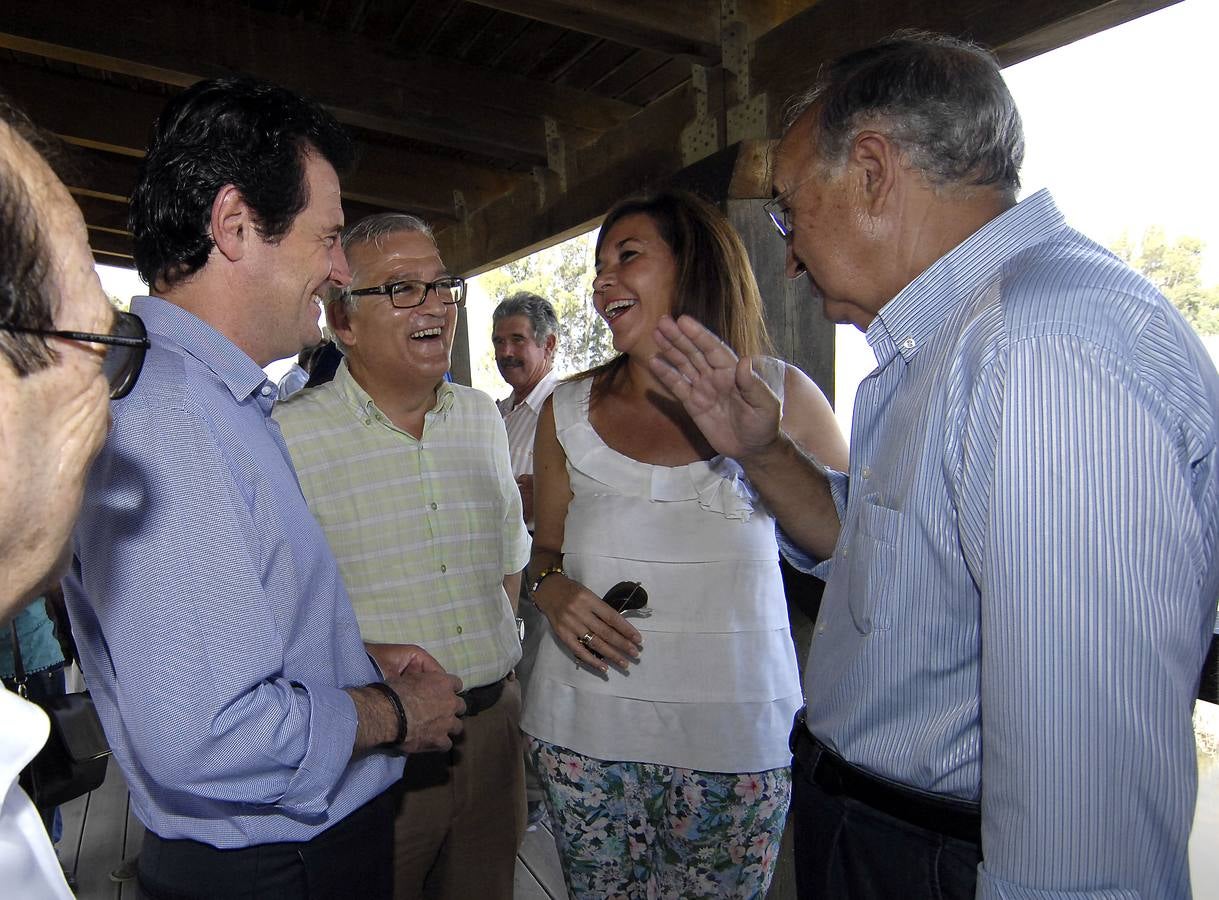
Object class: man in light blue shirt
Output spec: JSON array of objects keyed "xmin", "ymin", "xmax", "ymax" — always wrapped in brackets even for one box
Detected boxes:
[
  {"xmin": 653, "ymin": 31, "xmax": 1219, "ymax": 900},
  {"xmin": 63, "ymin": 77, "xmax": 465, "ymax": 900}
]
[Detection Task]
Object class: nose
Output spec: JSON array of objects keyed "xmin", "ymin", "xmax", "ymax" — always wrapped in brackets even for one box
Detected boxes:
[
  {"xmin": 784, "ymin": 242, "xmax": 806, "ymax": 281},
  {"xmin": 329, "ymin": 244, "xmax": 352, "ymax": 288},
  {"xmin": 592, "ymin": 268, "xmax": 615, "ymax": 293}
]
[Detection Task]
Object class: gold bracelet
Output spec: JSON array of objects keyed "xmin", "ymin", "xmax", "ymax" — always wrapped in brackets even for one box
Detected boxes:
[{"xmin": 530, "ymin": 565, "xmax": 565, "ymax": 595}]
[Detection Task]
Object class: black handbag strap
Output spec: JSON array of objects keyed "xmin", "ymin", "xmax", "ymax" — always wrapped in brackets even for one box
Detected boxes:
[{"xmin": 8, "ymin": 620, "xmax": 28, "ymax": 697}]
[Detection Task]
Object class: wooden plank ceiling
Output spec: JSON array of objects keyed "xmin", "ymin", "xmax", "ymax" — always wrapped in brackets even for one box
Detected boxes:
[{"xmin": 0, "ymin": 0, "xmax": 1179, "ymax": 275}]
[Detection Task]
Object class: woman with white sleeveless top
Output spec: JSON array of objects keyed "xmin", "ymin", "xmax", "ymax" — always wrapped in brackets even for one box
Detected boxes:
[{"xmin": 521, "ymin": 190, "xmax": 848, "ymax": 899}]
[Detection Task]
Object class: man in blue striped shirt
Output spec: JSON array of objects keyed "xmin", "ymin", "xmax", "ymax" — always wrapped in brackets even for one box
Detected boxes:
[
  {"xmin": 63, "ymin": 78, "xmax": 465, "ymax": 899},
  {"xmin": 654, "ymin": 31, "xmax": 1219, "ymax": 900}
]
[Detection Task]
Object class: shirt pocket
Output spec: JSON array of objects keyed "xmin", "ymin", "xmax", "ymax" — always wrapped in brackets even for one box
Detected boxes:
[{"xmin": 844, "ymin": 495, "xmax": 900, "ymax": 634}]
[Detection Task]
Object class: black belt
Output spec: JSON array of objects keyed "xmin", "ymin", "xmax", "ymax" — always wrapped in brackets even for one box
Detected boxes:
[
  {"xmin": 459, "ymin": 674, "xmax": 509, "ymax": 717},
  {"xmin": 789, "ymin": 708, "xmax": 981, "ymax": 845}
]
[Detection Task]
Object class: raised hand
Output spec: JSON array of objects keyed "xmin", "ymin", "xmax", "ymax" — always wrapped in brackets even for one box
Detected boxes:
[{"xmin": 649, "ymin": 314, "xmax": 782, "ymax": 462}]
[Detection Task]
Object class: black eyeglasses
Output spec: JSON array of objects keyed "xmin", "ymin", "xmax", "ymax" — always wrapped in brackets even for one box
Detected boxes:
[
  {"xmin": 0, "ymin": 310, "xmax": 150, "ymax": 399},
  {"xmin": 601, "ymin": 581, "xmax": 650, "ymax": 618},
  {"xmin": 347, "ymin": 276, "xmax": 467, "ymax": 310}
]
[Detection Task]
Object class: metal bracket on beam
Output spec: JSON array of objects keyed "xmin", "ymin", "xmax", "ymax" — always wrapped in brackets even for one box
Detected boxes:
[
  {"xmin": 680, "ymin": 65, "xmax": 719, "ymax": 166},
  {"xmin": 532, "ymin": 165, "xmax": 560, "ymax": 210},
  {"xmin": 722, "ymin": 0, "xmax": 767, "ymax": 145},
  {"xmin": 544, "ymin": 117, "xmax": 568, "ymax": 195},
  {"xmin": 453, "ymin": 190, "xmax": 469, "ymax": 230}
]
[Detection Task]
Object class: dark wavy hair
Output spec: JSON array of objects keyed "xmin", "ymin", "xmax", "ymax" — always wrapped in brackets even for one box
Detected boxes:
[
  {"xmin": 785, "ymin": 30, "xmax": 1024, "ymax": 196},
  {"xmin": 0, "ymin": 91, "xmax": 59, "ymax": 376},
  {"xmin": 584, "ymin": 190, "xmax": 772, "ymax": 401},
  {"xmin": 130, "ymin": 77, "xmax": 353, "ymax": 289}
]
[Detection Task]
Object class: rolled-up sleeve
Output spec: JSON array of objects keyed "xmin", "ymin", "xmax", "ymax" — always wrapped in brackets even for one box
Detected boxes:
[{"xmin": 777, "ymin": 467, "xmax": 848, "ymax": 580}]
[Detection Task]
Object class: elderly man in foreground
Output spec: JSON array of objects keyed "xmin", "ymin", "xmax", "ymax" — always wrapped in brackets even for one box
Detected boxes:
[
  {"xmin": 0, "ymin": 92, "xmax": 149, "ymax": 899},
  {"xmin": 275, "ymin": 213, "xmax": 531, "ymax": 899},
  {"xmin": 653, "ymin": 31, "xmax": 1219, "ymax": 900}
]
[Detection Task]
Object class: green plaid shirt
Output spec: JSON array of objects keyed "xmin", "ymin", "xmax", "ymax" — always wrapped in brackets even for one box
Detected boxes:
[{"xmin": 274, "ymin": 362, "xmax": 530, "ymax": 687}]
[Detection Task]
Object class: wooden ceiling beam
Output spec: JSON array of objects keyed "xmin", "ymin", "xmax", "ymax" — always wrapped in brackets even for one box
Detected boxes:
[
  {"xmin": 751, "ymin": 0, "xmax": 1183, "ymax": 132},
  {"xmin": 439, "ymin": 82, "xmax": 702, "ymax": 277},
  {"xmin": 0, "ymin": 0, "xmax": 635, "ymax": 165},
  {"xmin": 467, "ymin": 0, "xmax": 720, "ymax": 63},
  {"xmin": 0, "ymin": 59, "xmax": 520, "ymax": 219}
]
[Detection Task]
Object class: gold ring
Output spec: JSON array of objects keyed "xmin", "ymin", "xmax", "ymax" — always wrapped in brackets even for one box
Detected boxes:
[{"xmin": 578, "ymin": 631, "xmax": 594, "ymax": 646}]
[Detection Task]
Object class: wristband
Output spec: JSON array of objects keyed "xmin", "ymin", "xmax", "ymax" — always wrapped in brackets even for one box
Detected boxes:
[
  {"xmin": 530, "ymin": 565, "xmax": 565, "ymax": 595},
  {"xmin": 367, "ymin": 681, "xmax": 408, "ymax": 747}
]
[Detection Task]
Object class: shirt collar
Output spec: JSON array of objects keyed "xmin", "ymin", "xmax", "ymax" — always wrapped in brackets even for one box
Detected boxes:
[
  {"xmin": 131, "ymin": 296, "xmax": 272, "ymax": 404},
  {"xmin": 502, "ymin": 370, "xmax": 559, "ymax": 415},
  {"xmin": 865, "ymin": 189, "xmax": 1066, "ymax": 367},
  {"xmin": 332, "ymin": 358, "xmax": 455, "ymax": 424}
]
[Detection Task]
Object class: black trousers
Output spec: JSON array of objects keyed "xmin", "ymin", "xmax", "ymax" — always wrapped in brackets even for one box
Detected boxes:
[
  {"xmin": 137, "ymin": 785, "xmax": 397, "ymax": 900},
  {"xmin": 791, "ymin": 733, "xmax": 980, "ymax": 900}
]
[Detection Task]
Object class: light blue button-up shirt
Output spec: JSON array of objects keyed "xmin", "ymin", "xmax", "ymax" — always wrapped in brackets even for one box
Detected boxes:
[
  {"xmin": 64, "ymin": 297, "xmax": 403, "ymax": 848},
  {"xmin": 784, "ymin": 191, "xmax": 1219, "ymax": 898}
]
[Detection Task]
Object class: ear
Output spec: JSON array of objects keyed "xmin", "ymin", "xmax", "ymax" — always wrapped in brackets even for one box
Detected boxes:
[
  {"xmin": 326, "ymin": 298, "xmax": 357, "ymax": 348},
  {"xmin": 543, "ymin": 333, "xmax": 557, "ymax": 356},
  {"xmin": 849, "ymin": 130, "xmax": 900, "ymax": 216},
  {"xmin": 210, "ymin": 184, "xmax": 251, "ymax": 263}
]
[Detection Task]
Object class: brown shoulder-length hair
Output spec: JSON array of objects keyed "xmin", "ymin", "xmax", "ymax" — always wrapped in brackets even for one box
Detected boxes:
[{"xmin": 580, "ymin": 189, "xmax": 774, "ymax": 401}]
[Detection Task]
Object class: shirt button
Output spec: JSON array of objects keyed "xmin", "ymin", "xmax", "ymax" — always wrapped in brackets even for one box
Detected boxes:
[
  {"xmin": 456, "ymin": 625, "xmax": 463, "ymax": 635},
  {"xmin": 818, "ymin": 623, "xmax": 827, "ymax": 634},
  {"xmin": 440, "ymin": 564, "xmax": 447, "ymax": 573},
  {"xmin": 363, "ymin": 418, "xmax": 372, "ymax": 426},
  {"xmin": 260, "ymin": 385, "xmax": 272, "ymax": 397},
  {"xmin": 430, "ymin": 502, "xmax": 438, "ymax": 511},
  {"xmin": 862, "ymin": 466, "xmax": 872, "ymax": 479},
  {"xmin": 901, "ymin": 336, "xmax": 916, "ymax": 351}
]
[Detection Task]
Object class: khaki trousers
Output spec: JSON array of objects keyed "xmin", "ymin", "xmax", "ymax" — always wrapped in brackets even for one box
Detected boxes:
[{"xmin": 392, "ymin": 676, "xmax": 526, "ymax": 900}]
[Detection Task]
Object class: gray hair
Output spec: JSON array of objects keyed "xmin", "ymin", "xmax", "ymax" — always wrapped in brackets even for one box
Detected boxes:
[
  {"xmin": 492, "ymin": 291, "xmax": 559, "ymax": 345},
  {"xmin": 784, "ymin": 31, "xmax": 1023, "ymax": 196},
  {"xmin": 326, "ymin": 212, "xmax": 436, "ymax": 356},
  {"xmin": 334, "ymin": 212, "xmax": 435, "ymax": 312}
]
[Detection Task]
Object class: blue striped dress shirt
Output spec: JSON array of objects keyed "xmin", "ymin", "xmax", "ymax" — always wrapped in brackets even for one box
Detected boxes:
[
  {"xmin": 63, "ymin": 297, "xmax": 403, "ymax": 848},
  {"xmin": 783, "ymin": 190, "xmax": 1219, "ymax": 898}
]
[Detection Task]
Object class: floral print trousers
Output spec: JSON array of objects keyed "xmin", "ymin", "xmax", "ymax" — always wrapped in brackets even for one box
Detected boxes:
[{"xmin": 529, "ymin": 738, "xmax": 791, "ymax": 900}]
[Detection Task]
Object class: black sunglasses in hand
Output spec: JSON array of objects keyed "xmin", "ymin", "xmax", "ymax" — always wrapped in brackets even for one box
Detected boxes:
[{"xmin": 601, "ymin": 581, "xmax": 650, "ymax": 618}]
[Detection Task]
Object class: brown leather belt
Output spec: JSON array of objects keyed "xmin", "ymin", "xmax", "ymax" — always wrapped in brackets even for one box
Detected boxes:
[
  {"xmin": 789, "ymin": 708, "xmax": 981, "ymax": 845},
  {"xmin": 459, "ymin": 674, "xmax": 509, "ymax": 717}
]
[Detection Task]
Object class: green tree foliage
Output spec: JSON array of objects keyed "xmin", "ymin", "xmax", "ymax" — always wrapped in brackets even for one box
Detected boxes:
[
  {"xmin": 1111, "ymin": 227, "xmax": 1219, "ymax": 335},
  {"xmin": 477, "ymin": 231, "xmax": 615, "ymax": 377}
]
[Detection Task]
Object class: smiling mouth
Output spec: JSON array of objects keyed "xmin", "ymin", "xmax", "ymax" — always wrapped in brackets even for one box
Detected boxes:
[
  {"xmin": 602, "ymin": 299, "xmax": 636, "ymax": 322},
  {"xmin": 411, "ymin": 326, "xmax": 443, "ymax": 340}
]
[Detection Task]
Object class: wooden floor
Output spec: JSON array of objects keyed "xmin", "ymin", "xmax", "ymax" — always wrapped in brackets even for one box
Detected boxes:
[{"xmin": 58, "ymin": 763, "xmax": 567, "ymax": 899}]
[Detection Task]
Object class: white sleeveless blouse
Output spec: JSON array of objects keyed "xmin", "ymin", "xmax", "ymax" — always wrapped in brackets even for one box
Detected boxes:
[{"xmin": 520, "ymin": 360, "xmax": 802, "ymax": 773}]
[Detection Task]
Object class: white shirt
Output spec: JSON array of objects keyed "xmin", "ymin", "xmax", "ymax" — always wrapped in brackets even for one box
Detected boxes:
[
  {"xmin": 497, "ymin": 370, "xmax": 560, "ymax": 479},
  {"xmin": 0, "ymin": 687, "xmax": 73, "ymax": 900}
]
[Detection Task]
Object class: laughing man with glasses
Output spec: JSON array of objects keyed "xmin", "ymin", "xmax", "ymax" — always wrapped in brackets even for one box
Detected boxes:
[{"xmin": 275, "ymin": 213, "xmax": 531, "ymax": 900}]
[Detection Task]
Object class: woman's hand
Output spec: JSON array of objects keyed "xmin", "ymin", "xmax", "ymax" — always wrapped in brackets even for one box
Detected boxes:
[{"xmin": 533, "ymin": 574, "xmax": 643, "ymax": 672}]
